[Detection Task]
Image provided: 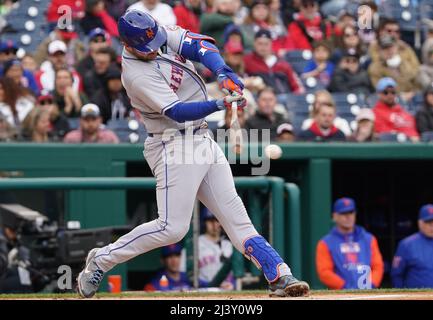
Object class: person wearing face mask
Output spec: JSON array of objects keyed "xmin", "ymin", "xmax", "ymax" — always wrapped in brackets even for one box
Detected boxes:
[{"xmin": 368, "ymin": 35, "xmax": 420, "ymax": 102}]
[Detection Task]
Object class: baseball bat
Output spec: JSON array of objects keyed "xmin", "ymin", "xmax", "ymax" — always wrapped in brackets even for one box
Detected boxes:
[{"xmin": 229, "ymin": 100, "xmax": 243, "ymax": 154}]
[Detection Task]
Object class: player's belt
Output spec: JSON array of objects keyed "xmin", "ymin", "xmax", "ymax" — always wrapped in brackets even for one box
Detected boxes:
[{"xmin": 148, "ymin": 124, "xmax": 208, "ymax": 137}]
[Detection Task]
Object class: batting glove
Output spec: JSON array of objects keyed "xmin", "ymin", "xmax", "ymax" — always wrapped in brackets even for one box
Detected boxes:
[
  {"xmin": 216, "ymin": 94, "xmax": 247, "ymax": 110},
  {"xmin": 216, "ymin": 65, "xmax": 244, "ymax": 95}
]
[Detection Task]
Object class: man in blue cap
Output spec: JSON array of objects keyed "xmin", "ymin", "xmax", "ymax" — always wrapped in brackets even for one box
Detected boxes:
[
  {"xmin": 316, "ymin": 197, "xmax": 384, "ymax": 289},
  {"xmin": 372, "ymin": 77, "xmax": 419, "ymax": 141},
  {"xmin": 391, "ymin": 204, "xmax": 433, "ymax": 288},
  {"xmin": 144, "ymin": 243, "xmax": 191, "ymax": 292},
  {"xmin": 0, "ymin": 40, "xmax": 39, "ymax": 96}
]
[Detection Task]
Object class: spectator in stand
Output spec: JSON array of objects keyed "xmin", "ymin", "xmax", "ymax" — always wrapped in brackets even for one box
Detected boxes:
[
  {"xmin": 33, "ymin": 25, "xmax": 87, "ymax": 68},
  {"xmin": 200, "ymin": 0, "xmax": 236, "ymax": 48},
  {"xmin": 53, "ymin": 68, "xmax": 88, "ymax": 118},
  {"xmin": 198, "ymin": 209, "xmax": 234, "ymax": 290},
  {"xmin": 21, "ymin": 55, "xmax": 38, "ymax": 73},
  {"xmin": 46, "ymin": 0, "xmax": 85, "ymax": 29},
  {"xmin": 0, "ymin": 77, "xmax": 35, "ymax": 128},
  {"xmin": 373, "ymin": 77, "xmax": 419, "ymax": 142},
  {"xmin": 245, "ymin": 87, "xmax": 293, "ymax": 141},
  {"xmin": 36, "ymin": 40, "xmax": 82, "ymax": 93},
  {"xmin": 144, "ymin": 243, "xmax": 192, "ymax": 292},
  {"xmin": 76, "ymin": 28, "xmax": 111, "ymax": 79},
  {"xmin": 20, "ymin": 108, "xmax": 52, "ymax": 143},
  {"xmin": 328, "ymin": 50, "xmax": 373, "ymax": 95},
  {"xmin": 128, "ymin": 0, "xmax": 177, "ymax": 26},
  {"xmin": 36, "ymin": 94, "xmax": 70, "ymax": 141},
  {"xmin": 332, "ymin": 25, "xmax": 367, "ymax": 65},
  {"xmin": 82, "ymin": 47, "xmax": 116, "ymax": 98},
  {"xmin": 104, "ymin": 0, "xmax": 129, "ymax": 21},
  {"xmin": 91, "ymin": 67, "xmax": 133, "ymax": 124},
  {"xmin": 349, "ymin": 108, "xmax": 377, "ymax": 142},
  {"xmin": 368, "ymin": 36, "xmax": 420, "ymax": 102},
  {"xmin": 391, "ymin": 204, "xmax": 433, "ymax": 289},
  {"xmin": 3, "ymin": 59, "xmax": 39, "ymax": 96},
  {"xmin": 213, "ymin": 106, "xmax": 246, "ymax": 141},
  {"xmin": 287, "ymin": 0, "xmax": 333, "ymax": 50},
  {"xmin": 332, "ymin": 11, "xmax": 356, "ymax": 37},
  {"xmin": 416, "ymin": 86, "xmax": 433, "ymax": 135},
  {"xmin": 369, "ymin": 18, "xmax": 419, "ymax": 70},
  {"xmin": 302, "ymin": 90, "xmax": 351, "ymax": 136},
  {"xmin": 244, "ymin": 29, "xmax": 304, "ymax": 95},
  {"xmin": 0, "ymin": 41, "xmax": 39, "ymax": 96},
  {"xmin": 301, "ymin": 40, "xmax": 335, "ymax": 88},
  {"xmin": 418, "ymin": 46, "xmax": 433, "ymax": 91},
  {"xmin": 240, "ymin": 0, "xmax": 286, "ymax": 51},
  {"xmin": 64, "ymin": 103, "xmax": 119, "ymax": 143},
  {"xmin": 298, "ymin": 102, "xmax": 346, "ymax": 142},
  {"xmin": 276, "ymin": 123, "xmax": 296, "ymax": 142},
  {"xmin": 80, "ymin": 0, "xmax": 119, "ymax": 37},
  {"xmin": 316, "ymin": 197, "xmax": 384, "ymax": 290},
  {"xmin": 174, "ymin": 0, "xmax": 202, "ymax": 34},
  {"xmin": 0, "ymin": 111, "xmax": 17, "ymax": 142},
  {"xmin": 422, "ymin": 21, "xmax": 433, "ymax": 67}
]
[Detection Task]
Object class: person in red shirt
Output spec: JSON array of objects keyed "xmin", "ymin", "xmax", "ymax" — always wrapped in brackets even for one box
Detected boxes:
[
  {"xmin": 373, "ymin": 77, "xmax": 420, "ymax": 142},
  {"xmin": 173, "ymin": 0, "xmax": 202, "ymax": 34},
  {"xmin": 287, "ymin": 0, "xmax": 333, "ymax": 50},
  {"xmin": 46, "ymin": 0, "xmax": 85, "ymax": 24},
  {"xmin": 63, "ymin": 104, "xmax": 119, "ymax": 143},
  {"xmin": 244, "ymin": 29, "xmax": 304, "ymax": 94}
]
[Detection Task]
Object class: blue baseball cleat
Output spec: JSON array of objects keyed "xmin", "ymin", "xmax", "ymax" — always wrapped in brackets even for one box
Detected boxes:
[
  {"xmin": 77, "ymin": 248, "xmax": 104, "ymax": 298},
  {"xmin": 269, "ymin": 275, "xmax": 310, "ymax": 297}
]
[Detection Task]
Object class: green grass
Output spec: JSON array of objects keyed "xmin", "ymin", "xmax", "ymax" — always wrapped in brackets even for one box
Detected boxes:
[{"xmin": 0, "ymin": 288, "xmax": 432, "ymax": 300}]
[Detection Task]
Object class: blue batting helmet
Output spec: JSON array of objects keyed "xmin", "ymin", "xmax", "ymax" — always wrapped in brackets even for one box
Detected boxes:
[{"xmin": 118, "ymin": 10, "xmax": 167, "ymax": 53}]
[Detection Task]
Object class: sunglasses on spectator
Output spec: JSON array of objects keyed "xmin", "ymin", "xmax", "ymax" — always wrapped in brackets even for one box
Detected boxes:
[
  {"xmin": 39, "ymin": 99, "xmax": 54, "ymax": 105},
  {"xmin": 382, "ymin": 89, "xmax": 396, "ymax": 95},
  {"xmin": 91, "ymin": 37, "xmax": 106, "ymax": 43},
  {"xmin": 1, "ymin": 49, "xmax": 17, "ymax": 55}
]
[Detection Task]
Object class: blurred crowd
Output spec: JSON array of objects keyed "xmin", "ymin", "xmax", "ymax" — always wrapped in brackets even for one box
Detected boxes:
[{"xmin": 0, "ymin": 0, "xmax": 433, "ymax": 143}]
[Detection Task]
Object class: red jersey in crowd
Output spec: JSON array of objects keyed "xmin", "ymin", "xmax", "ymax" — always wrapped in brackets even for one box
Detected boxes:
[
  {"xmin": 173, "ymin": 3, "xmax": 200, "ymax": 34},
  {"xmin": 47, "ymin": 0, "xmax": 85, "ymax": 23},
  {"xmin": 373, "ymin": 101, "xmax": 419, "ymax": 138},
  {"xmin": 244, "ymin": 51, "xmax": 304, "ymax": 94},
  {"xmin": 287, "ymin": 13, "xmax": 333, "ymax": 50}
]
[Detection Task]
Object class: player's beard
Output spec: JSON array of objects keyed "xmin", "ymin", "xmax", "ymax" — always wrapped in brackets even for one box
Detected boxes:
[{"xmin": 127, "ymin": 47, "xmax": 158, "ymax": 61}]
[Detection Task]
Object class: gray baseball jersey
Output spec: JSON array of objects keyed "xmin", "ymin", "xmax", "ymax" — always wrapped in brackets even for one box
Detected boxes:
[
  {"xmin": 93, "ymin": 25, "xmax": 292, "ymax": 284},
  {"xmin": 121, "ymin": 25, "xmax": 207, "ymax": 134}
]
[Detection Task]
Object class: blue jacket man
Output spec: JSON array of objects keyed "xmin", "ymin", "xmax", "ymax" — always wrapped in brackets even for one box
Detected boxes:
[
  {"xmin": 316, "ymin": 197, "xmax": 384, "ymax": 289},
  {"xmin": 391, "ymin": 204, "xmax": 433, "ymax": 288}
]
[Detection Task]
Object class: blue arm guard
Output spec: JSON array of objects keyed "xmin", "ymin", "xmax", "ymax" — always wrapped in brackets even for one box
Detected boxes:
[
  {"xmin": 180, "ymin": 33, "xmax": 226, "ymax": 74},
  {"xmin": 164, "ymin": 100, "xmax": 221, "ymax": 123}
]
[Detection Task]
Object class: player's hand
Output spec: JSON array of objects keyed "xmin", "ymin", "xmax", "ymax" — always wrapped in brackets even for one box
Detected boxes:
[
  {"xmin": 216, "ymin": 94, "xmax": 247, "ymax": 110},
  {"xmin": 216, "ymin": 65, "xmax": 244, "ymax": 95}
]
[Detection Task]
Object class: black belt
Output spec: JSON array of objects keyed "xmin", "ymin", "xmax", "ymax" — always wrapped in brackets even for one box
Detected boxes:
[{"xmin": 148, "ymin": 127, "xmax": 204, "ymax": 137}]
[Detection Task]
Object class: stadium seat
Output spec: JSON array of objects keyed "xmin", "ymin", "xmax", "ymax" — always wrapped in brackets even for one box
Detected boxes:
[
  {"xmin": 284, "ymin": 50, "xmax": 312, "ymax": 74},
  {"xmin": 421, "ymin": 131, "xmax": 433, "ymax": 142},
  {"xmin": 67, "ymin": 118, "xmax": 80, "ymax": 130},
  {"xmin": 378, "ymin": 132, "xmax": 408, "ymax": 142}
]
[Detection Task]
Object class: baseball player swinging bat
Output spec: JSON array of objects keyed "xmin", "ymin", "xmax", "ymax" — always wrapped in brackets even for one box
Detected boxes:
[{"xmin": 77, "ymin": 10, "xmax": 309, "ymax": 298}]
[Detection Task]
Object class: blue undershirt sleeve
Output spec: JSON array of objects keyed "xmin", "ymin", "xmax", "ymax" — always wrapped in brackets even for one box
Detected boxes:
[{"xmin": 164, "ymin": 100, "xmax": 221, "ymax": 123}]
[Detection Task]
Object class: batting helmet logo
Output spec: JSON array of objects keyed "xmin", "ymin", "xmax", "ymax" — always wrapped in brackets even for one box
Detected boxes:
[
  {"xmin": 118, "ymin": 10, "xmax": 167, "ymax": 53},
  {"xmin": 146, "ymin": 28, "xmax": 155, "ymax": 39}
]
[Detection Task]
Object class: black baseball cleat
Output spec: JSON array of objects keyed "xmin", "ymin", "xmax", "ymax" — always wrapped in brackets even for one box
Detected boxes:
[{"xmin": 269, "ymin": 275, "xmax": 310, "ymax": 297}]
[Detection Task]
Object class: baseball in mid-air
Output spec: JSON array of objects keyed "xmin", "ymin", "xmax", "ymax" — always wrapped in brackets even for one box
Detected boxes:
[{"xmin": 264, "ymin": 144, "xmax": 283, "ymax": 159}]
